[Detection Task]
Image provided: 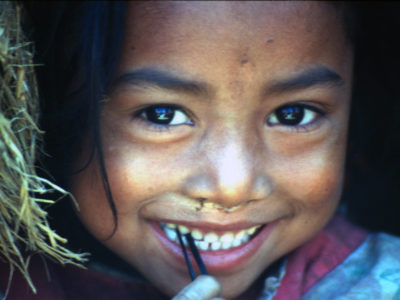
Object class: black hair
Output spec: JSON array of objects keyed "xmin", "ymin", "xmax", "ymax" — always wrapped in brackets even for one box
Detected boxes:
[
  {"xmin": 24, "ymin": 1, "xmax": 125, "ymax": 234},
  {"xmin": 23, "ymin": 2, "xmax": 134, "ymax": 269},
  {"xmin": 24, "ymin": 2, "xmax": 400, "ymax": 264}
]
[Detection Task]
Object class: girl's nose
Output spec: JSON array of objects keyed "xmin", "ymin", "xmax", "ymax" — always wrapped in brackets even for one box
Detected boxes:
[{"xmin": 181, "ymin": 131, "xmax": 274, "ymax": 209}]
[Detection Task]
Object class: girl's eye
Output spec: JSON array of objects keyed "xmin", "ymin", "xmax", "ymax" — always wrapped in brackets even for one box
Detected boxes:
[
  {"xmin": 139, "ymin": 105, "xmax": 192, "ymax": 126},
  {"xmin": 267, "ymin": 104, "xmax": 322, "ymax": 127}
]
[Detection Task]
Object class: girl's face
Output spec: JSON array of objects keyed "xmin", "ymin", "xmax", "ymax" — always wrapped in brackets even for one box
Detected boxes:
[{"xmin": 71, "ymin": 2, "xmax": 353, "ymax": 298}]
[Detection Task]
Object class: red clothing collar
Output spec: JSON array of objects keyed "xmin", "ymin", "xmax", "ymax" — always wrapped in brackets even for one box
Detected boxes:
[{"xmin": 274, "ymin": 216, "xmax": 367, "ymax": 300}]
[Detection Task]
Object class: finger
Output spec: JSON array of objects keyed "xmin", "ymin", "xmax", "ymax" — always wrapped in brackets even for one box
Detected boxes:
[{"xmin": 172, "ymin": 275, "xmax": 223, "ymax": 300}]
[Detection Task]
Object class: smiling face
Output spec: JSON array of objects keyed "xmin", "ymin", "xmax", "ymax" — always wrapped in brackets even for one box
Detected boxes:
[{"xmin": 70, "ymin": 2, "xmax": 353, "ymax": 299}]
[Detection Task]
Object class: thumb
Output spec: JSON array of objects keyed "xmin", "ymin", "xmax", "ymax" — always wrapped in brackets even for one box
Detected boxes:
[{"xmin": 172, "ymin": 275, "xmax": 223, "ymax": 300}]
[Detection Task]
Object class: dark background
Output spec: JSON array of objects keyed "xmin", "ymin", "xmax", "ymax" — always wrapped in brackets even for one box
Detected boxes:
[{"xmin": 343, "ymin": 3, "xmax": 400, "ymax": 236}]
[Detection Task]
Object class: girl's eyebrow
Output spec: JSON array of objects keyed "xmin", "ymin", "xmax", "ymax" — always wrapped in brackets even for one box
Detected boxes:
[
  {"xmin": 112, "ymin": 67, "xmax": 211, "ymax": 97},
  {"xmin": 112, "ymin": 65, "xmax": 344, "ymax": 98},
  {"xmin": 265, "ymin": 65, "xmax": 345, "ymax": 96}
]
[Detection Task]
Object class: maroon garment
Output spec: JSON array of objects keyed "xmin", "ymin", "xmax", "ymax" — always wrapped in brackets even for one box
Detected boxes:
[{"xmin": 0, "ymin": 257, "xmax": 167, "ymax": 300}]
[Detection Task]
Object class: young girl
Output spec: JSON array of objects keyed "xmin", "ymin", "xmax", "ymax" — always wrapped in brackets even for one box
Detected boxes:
[{"xmin": 1, "ymin": 2, "xmax": 400, "ymax": 299}]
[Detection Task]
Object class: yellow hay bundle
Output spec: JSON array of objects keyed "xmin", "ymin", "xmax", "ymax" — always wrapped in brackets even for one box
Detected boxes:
[{"xmin": 0, "ymin": 1, "xmax": 86, "ymax": 293}]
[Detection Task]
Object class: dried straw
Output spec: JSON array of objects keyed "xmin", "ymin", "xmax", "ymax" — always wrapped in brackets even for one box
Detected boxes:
[{"xmin": 0, "ymin": 1, "xmax": 87, "ymax": 294}]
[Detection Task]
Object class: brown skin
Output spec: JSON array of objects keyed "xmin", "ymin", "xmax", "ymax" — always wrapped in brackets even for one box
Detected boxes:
[{"xmin": 71, "ymin": 2, "xmax": 353, "ymax": 299}]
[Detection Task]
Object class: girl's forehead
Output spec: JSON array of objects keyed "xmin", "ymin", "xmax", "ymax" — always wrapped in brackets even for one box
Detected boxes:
[
  {"xmin": 118, "ymin": 2, "xmax": 350, "ymax": 82},
  {"xmin": 125, "ymin": 1, "xmax": 342, "ymax": 37}
]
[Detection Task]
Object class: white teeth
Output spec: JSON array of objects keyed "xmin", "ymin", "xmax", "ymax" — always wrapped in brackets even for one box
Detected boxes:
[
  {"xmin": 211, "ymin": 241, "xmax": 222, "ymax": 251},
  {"xmin": 164, "ymin": 226, "xmax": 178, "ymax": 242},
  {"xmin": 160, "ymin": 222, "xmax": 263, "ymax": 251},
  {"xmin": 220, "ymin": 232, "xmax": 234, "ymax": 244},
  {"xmin": 222, "ymin": 241, "xmax": 232, "ymax": 250},
  {"xmin": 191, "ymin": 229, "xmax": 203, "ymax": 240},
  {"xmin": 242, "ymin": 234, "xmax": 250, "ymax": 243},
  {"xmin": 232, "ymin": 238, "xmax": 242, "ymax": 247},
  {"xmin": 177, "ymin": 225, "xmax": 190, "ymax": 234},
  {"xmin": 235, "ymin": 230, "xmax": 245, "ymax": 241},
  {"xmin": 247, "ymin": 226, "xmax": 258, "ymax": 235},
  {"xmin": 195, "ymin": 240, "xmax": 210, "ymax": 251},
  {"xmin": 203, "ymin": 232, "xmax": 218, "ymax": 243},
  {"xmin": 166, "ymin": 223, "xmax": 176, "ymax": 229}
]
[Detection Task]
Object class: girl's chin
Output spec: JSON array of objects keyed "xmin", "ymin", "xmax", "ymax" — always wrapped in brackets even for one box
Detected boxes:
[{"xmin": 151, "ymin": 270, "xmax": 257, "ymax": 300}]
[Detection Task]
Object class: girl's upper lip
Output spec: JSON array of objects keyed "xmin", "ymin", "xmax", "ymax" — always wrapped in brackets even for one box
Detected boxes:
[{"xmin": 140, "ymin": 194, "xmax": 290, "ymax": 230}]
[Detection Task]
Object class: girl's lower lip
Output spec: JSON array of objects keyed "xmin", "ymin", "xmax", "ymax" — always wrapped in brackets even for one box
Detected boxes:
[{"xmin": 151, "ymin": 220, "xmax": 277, "ymax": 273}]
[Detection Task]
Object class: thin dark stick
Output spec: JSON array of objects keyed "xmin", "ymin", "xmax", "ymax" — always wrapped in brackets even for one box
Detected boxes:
[
  {"xmin": 185, "ymin": 234, "xmax": 208, "ymax": 276},
  {"xmin": 176, "ymin": 229, "xmax": 196, "ymax": 280}
]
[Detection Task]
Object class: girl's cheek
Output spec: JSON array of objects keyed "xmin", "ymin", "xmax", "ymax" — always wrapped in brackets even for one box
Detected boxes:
[
  {"xmin": 102, "ymin": 147, "xmax": 182, "ymax": 206},
  {"xmin": 272, "ymin": 129, "xmax": 348, "ymax": 207},
  {"xmin": 282, "ymin": 155, "xmax": 345, "ymax": 208},
  {"xmin": 71, "ymin": 166, "xmax": 116, "ymax": 239}
]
